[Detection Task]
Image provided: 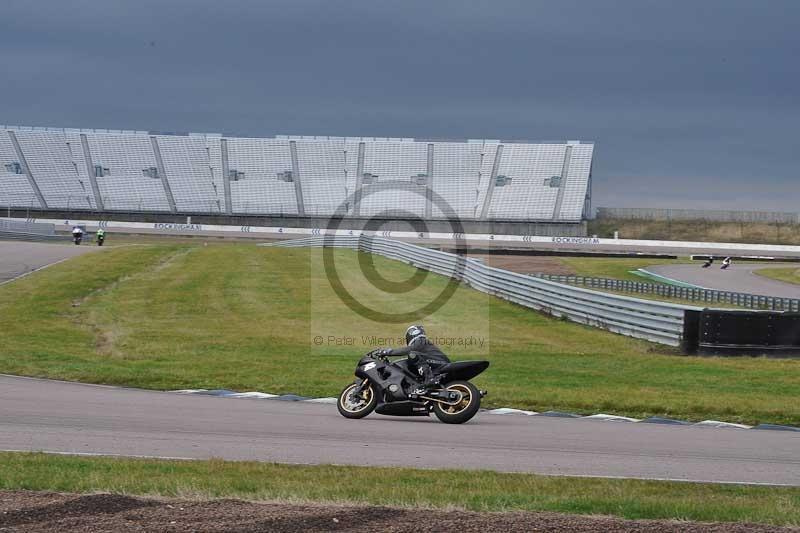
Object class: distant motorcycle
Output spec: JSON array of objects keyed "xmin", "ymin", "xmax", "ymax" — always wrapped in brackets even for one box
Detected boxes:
[
  {"xmin": 72, "ymin": 233, "xmax": 83, "ymax": 245},
  {"xmin": 338, "ymin": 349, "xmax": 489, "ymax": 424},
  {"xmin": 96, "ymin": 233, "xmax": 105, "ymax": 246}
]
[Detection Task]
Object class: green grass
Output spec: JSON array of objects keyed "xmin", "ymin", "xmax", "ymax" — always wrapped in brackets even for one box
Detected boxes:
[
  {"xmin": 755, "ymin": 267, "xmax": 800, "ymax": 286},
  {"xmin": 1, "ymin": 243, "xmax": 799, "ymax": 425},
  {"xmin": 1, "ymin": 452, "xmax": 798, "ymax": 526},
  {"xmin": 559, "ymin": 257, "xmax": 687, "ymax": 283}
]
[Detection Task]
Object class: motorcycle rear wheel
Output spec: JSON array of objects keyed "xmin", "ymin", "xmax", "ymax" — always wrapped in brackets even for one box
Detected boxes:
[
  {"xmin": 337, "ymin": 382, "xmax": 377, "ymax": 419},
  {"xmin": 432, "ymin": 380, "xmax": 481, "ymax": 424}
]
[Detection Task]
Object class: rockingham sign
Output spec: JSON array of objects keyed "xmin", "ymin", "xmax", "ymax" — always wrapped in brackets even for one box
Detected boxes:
[
  {"xmin": 551, "ymin": 237, "xmax": 601, "ymax": 245},
  {"xmin": 153, "ymin": 223, "xmax": 203, "ymax": 232}
]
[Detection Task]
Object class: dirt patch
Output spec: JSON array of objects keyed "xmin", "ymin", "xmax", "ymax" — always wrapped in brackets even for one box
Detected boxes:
[
  {"xmin": 0, "ymin": 490, "xmax": 791, "ymax": 533},
  {"xmin": 471, "ymin": 254, "xmax": 574, "ymax": 275}
]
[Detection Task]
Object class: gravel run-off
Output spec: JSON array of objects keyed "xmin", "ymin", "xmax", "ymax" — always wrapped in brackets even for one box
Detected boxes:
[{"xmin": 0, "ymin": 491, "xmax": 794, "ymax": 533}]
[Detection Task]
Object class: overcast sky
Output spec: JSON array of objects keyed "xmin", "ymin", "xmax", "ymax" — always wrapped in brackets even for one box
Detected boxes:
[{"xmin": 1, "ymin": 0, "xmax": 797, "ymax": 212}]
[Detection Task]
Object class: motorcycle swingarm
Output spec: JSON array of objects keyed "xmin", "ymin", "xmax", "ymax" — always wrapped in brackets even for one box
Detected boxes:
[{"xmin": 422, "ymin": 390, "xmax": 463, "ymax": 402}]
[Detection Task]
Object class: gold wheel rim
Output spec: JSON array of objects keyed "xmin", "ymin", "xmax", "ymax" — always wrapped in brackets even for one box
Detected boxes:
[
  {"xmin": 442, "ymin": 384, "xmax": 472, "ymax": 415},
  {"xmin": 340, "ymin": 384, "xmax": 372, "ymax": 413}
]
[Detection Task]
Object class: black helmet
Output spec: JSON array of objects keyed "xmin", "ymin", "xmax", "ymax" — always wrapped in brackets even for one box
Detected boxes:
[{"xmin": 405, "ymin": 325, "xmax": 426, "ymax": 346}]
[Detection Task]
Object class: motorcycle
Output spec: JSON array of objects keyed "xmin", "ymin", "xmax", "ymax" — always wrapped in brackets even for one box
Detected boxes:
[
  {"xmin": 72, "ymin": 233, "xmax": 83, "ymax": 245},
  {"xmin": 337, "ymin": 349, "xmax": 489, "ymax": 424},
  {"xmin": 97, "ymin": 233, "xmax": 105, "ymax": 246}
]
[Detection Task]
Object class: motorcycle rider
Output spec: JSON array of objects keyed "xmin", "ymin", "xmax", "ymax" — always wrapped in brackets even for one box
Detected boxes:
[
  {"xmin": 71, "ymin": 225, "xmax": 83, "ymax": 244},
  {"xmin": 96, "ymin": 227, "xmax": 106, "ymax": 245},
  {"xmin": 379, "ymin": 325, "xmax": 450, "ymax": 395}
]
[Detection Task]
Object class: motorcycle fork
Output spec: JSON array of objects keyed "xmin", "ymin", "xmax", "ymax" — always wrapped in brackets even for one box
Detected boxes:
[{"xmin": 352, "ymin": 378, "xmax": 369, "ymax": 397}]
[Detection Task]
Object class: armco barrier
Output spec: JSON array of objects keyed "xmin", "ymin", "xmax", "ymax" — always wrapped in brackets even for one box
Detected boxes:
[
  {"xmin": 0, "ymin": 219, "xmax": 56, "ymax": 235},
  {"xmin": 268, "ymin": 236, "xmax": 697, "ymax": 346},
  {"xmin": 0, "ymin": 219, "xmax": 64, "ymax": 242},
  {"xmin": 531, "ymin": 273, "xmax": 800, "ymax": 312}
]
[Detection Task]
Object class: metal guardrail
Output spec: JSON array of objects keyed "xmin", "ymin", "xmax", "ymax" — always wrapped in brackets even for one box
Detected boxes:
[
  {"xmin": 0, "ymin": 219, "xmax": 56, "ymax": 235},
  {"xmin": 530, "ymin": 274, "xmax": 800, "ymax": 312},
  {"xmin": 0, "ymin": 219, "xmax": 66, "ymax": 242},
  {"xmin": 268, "ymin": 236, "xmax": 698, "ymax": 346},
  {"xmin": 0, "ymin": 231, "xmax": 66, "ymax": 242}
]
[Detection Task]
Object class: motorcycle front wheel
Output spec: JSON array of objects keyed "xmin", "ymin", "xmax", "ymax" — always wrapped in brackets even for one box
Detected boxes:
[
  {"xmin": 432, "ymin": 380, "xmax": 481, "ymax": 424},
  {"xmin": 337, "ymin": 381, "xmax": 378, "ymax": 419}
]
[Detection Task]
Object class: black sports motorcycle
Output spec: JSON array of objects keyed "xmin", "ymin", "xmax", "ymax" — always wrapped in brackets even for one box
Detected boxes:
[{"xmin": 337, "ymin": 349, "xmax": 489, "ymax": 424}]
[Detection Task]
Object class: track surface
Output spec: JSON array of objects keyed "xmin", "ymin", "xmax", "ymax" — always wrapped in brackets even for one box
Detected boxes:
[
  {"xmin": 646, "ymin": 263, "xmax": 800, "ymax": 298},
  {"xmin": 0, "ymin": 241, "xmax": 98, "ymax": 284},
  {"xmin": 1, "ymin": 375, "xmax": 798, "ymax": 486}
]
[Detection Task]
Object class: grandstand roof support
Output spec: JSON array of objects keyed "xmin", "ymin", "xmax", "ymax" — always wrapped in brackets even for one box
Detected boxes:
[
  {"xmin": 583, "ymin": 162, "xmax": 593, "ymax": 219},
  {"xmin": 479, "ymin": 144, "xmax": 503, "ymax": 220},
  {"xmin": 352, "ymin": 142, "xmax": 365, "ymax": 217},
  {"xmin": 7, "ymin": 130, "xmax": 47, "ymax": 209},
  {"xmin": 220, "ymin": 139, "xmax": 233, "ymax": 215},
  {"xmin": 79, "ymin": 134, "xmax": 104, "ymax": 211},
  {"xmin": 425, "ymin": 143, "xmax": 433, "ymax": 219},
  {"xmin": 552, "ymin": 145, "xmax": 572, "ymax": 220},
  {"xmin": 149, "ymin": 136, "xmax": 177, "ymax": 213},
  {"xmin": 289, "ymin": 141, "xmax": 306, "ymax": 216}
]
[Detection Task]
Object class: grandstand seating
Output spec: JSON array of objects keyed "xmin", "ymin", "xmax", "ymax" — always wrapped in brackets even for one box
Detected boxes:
[
  {"xmin": 83, "ymin": 132, "xmax": 171, "ymax": 212},
  {"xmin": 156, "ymin": 135, "xmax": 221, "ymax": 213},
  {"xmin": 431, "ymin": 142, "xmax": 483, "ymax": 219},
  {"xmin": 358, "ymin": 139, "xmax": 428, "ymax": 218},
  {"xmin": 225, "ymin": 137, "xmax": 298, "ymax": 214},
  {"xmin": 13, "ymin": 130, "xmax": 93, "ymax": 210},
  {"xmin": 0, "ymin": 125, "xmax": 594, "ymax": 222},
  {"xmin": 0, "ymin": 131, "xmax": 38, "ymax": 208}
]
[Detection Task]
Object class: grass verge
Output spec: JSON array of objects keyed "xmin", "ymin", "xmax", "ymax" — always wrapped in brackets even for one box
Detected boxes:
[
  {"xmin": 589, "ymin": 218, "xmax": 800, "ymax": 245},
  {"xmin": 1, "ymin": 452, "xmax": 798, "ymax": 526},
  {"xmin": 1, "ymin": 243, "xmax": 798, "ymax": 425},
  {"xmin": 558, "ymin": 257, "xmax": 687, "ymax": 283},
  {"xmin": 755, "ymin": 267, "xmax": 800, "ymax": 286}
]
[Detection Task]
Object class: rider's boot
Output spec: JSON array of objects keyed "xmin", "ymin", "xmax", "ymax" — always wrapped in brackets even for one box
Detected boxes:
[{"xmin": 412, "ymin": 364, "xmax": 440, "ymax": 395}]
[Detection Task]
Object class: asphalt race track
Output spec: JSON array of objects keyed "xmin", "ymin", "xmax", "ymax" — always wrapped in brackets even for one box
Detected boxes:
[
  {"xmin": 1, "ymin": 375, "xmax": 798, "ymax": 486},
  {"xmin": 0, "ymin": 241, "xmax": 98, "ymax": 284},
  {"xmin": 645, "ymin": 263, "xmax": 800, "ymax": 298}
]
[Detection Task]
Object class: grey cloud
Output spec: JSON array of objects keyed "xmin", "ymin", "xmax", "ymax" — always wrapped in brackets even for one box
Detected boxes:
[{"xmin": 0, "ymin": 0, "xmax": 797, "ymax": 210}]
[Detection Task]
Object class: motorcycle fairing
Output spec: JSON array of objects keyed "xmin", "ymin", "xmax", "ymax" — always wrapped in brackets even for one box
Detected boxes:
[{"xmin": 436, "ymin": 360, "xmax": 490, "ymax": 382}]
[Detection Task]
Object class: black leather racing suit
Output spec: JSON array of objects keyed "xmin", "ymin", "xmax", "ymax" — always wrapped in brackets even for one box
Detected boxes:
[{"xmin": 385, "ymin": 336, "xmax": 450, "ymax": 388}]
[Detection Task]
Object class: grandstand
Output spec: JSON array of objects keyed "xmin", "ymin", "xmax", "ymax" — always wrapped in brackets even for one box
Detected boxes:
[{"xmin": 0, "ymin": 125, "xmax": 594, "ymax": 235}]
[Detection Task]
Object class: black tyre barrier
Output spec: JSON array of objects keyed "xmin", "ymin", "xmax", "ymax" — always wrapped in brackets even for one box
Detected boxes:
[{"xmin": 682, "ymin": 309, "xmax": 800, "ymax": 357}]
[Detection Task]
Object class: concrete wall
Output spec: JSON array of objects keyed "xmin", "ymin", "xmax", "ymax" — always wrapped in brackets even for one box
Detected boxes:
[{"xmin": 6, "ymin": 208, "xmax": 587, "ymax": 237}]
